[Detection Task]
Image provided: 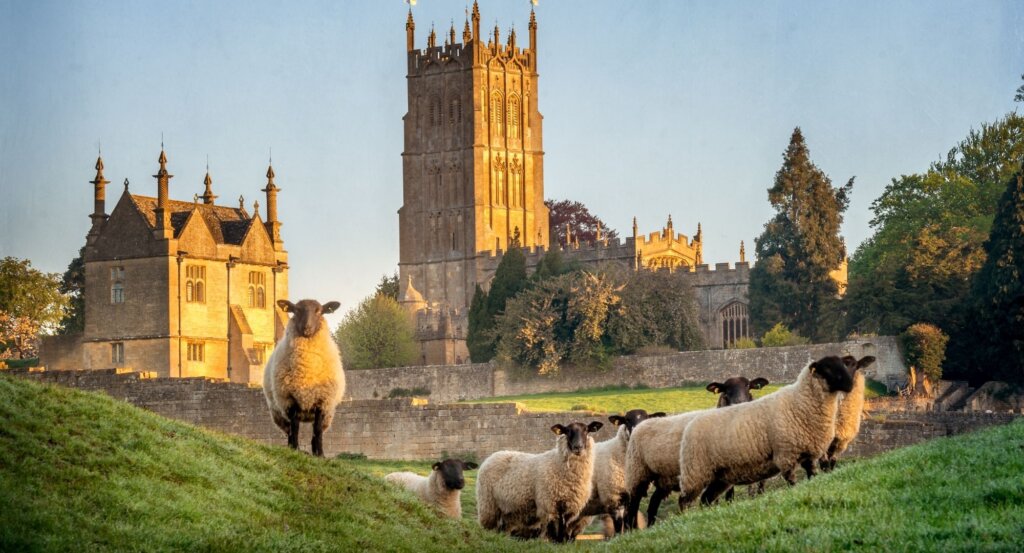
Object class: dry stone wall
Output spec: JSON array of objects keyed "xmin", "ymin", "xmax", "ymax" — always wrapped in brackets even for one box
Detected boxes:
[
  {"xmin": 347, "ymin": 337, "xmax": 907, "ymax": 402},
  {"xmin": 10, "ymin": 365, "xmax": 1017, "ymax": 463}
]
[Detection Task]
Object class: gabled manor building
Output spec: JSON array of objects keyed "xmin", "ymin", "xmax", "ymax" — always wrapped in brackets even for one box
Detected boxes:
[
  {"xmin": 397, "ymin": 4, "xmax": 767, "ymax": 365},
  {"xmin": 41, "ymin": 151, "xmax": 289, "ymax": 383}
]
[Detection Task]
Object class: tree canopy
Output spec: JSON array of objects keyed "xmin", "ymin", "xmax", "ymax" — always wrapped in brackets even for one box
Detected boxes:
[
  {"xmin": 332, "ymin": 295, "xmax": 418, "ymax": 370},
  {"xmin": 749, "ymin": 128, "xmax": 852, "ymax": 341},
  {"xmin": 466, "ymin": 236, "xmax": 528, "ymax": 362},
  {"xmin": 546, "ymin": 199, "xmax": 619, "ymax": 246},
  {"xmin": 0, "ymin": 257, "xmax": 67, "ymax": 335}
]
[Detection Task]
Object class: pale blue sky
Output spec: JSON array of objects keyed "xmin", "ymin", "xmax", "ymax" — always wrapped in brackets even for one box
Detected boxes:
[{"xmin": 1, "ymin": 1, "xmax": 1022, "ymax": 324}]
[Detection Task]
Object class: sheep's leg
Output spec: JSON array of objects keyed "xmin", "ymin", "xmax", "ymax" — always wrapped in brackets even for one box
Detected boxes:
[
  {"xmin": 783, "ymin": 468, "xmax": 799, "ymax": 486},
  {"xmin": 677, "ymin": 487, "xmax": 702, "ymax": 511},
  {"xmin": 624, "ymin": 481, "xmax": 649, "ymax": 531},
  {"xmin": 800, "ymin": 456, "xmax": 817, "ymax": 480},
  {"xmin": 700, "ymin": 480, "xmax": 731, "ymax": 506},
  {"xmin": 724, "ymin": 485, "xmax": 735, "ymax": 502},
  {"xmin": 748, "ymin": 480, "xmax": 765, "ymax": 498},
  {"xmin": 646, "ymin": 485, "xmax": 670, "ymax": 526},
  {"xmin": 311, "ymin": 406, "xmax": 325, "ymax": 457},
  {"xmin": 286, "ymin": 403, "xmax": 300, "ymax": 450}
]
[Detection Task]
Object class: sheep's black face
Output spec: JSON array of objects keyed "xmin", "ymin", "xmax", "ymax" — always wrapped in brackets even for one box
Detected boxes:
[
  {"xmin": 552, "ymin": 421, "xmax": 603, "ymax": 455},
  {"xmin": 707, "ymin": 377, "xmax": 770, "ymax": 407},
  {"xmin": 433, "ymin": 458, "xmax": 478, "ymax": 491},
  {"xmin": 609, "ymin": 409, "xmax": 666, "ymax": 437},
  {"xmin": 278, "ymin": 299, "xmax": 340, "ymax": 338},
  {"xmin": 841, "ymin": 355, "xmax": 877, "ymax": 375},
  {"xmin": 810, "ymin": 356, "xmax": 855, "ymax": 394}
]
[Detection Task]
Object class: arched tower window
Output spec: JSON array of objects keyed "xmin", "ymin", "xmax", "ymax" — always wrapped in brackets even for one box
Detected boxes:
[
  {"xmin": 508, "ymin": 95, "xmax": 521, "ymax": 139},
  {"xmin": 490, "ymin": 91, "xmax": 503, "ymax": 136},
  {"xmin": 431, "ymin": 95, "xmax": 442, "ymax": 127},
  {"xmin": 247, "ymin": 286, "xmax": 255, "ymax": 308},
  {"xmin": 186, "ymin": 281, "xmax": 194, "ymax": 302},
  {"xmin": 720, "ymin": 302, "xmax": 750, "ymax": 347}
]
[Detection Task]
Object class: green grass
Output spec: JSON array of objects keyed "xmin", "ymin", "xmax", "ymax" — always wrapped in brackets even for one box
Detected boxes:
[
  {"xmin": 462, "ymin": 383, "xmax": 784, "ymax": 414},
  {"xmin": 3, "ymin": 373, "xmax": 1023, "ymax": 552}
]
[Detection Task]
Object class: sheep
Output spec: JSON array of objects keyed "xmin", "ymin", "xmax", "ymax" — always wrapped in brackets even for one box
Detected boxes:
[
  {"xmin": 385, "ymin": 458, "xmax": 478, "ymax": 519},
  {"xmin": 676, "ymin": 355, "xmax": 855, "ymax": 510},
  {"xmin": 476, "ymin": 420, "xmax": 603, "ymax": 543},
  {"xmin": 571, "ymin": 409, "xmax": 665, "ymax": 539},
  {"xmin": 820, "ymin": 355, "xmax": 876, "ymax": 471},
  {"xmin": 706, "ymin": 376, "xmax": 770, "ymax": 501},
  {"xmin": 623, "ymin": 376, "xmax": 769, "ymax": 529},
  {"xmin": 263, "ymin": 299, "xmax": 345, "ymax": 457}
]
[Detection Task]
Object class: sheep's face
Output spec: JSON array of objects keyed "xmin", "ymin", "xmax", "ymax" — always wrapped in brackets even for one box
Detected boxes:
[
  {"xmin": 433, "ymin": 458, "xmax": 478, "ymax": 491},
  {"xmin": 278, "ymin": 299, "xmax": 340, "ymax": 338},
  {"xmin": 841, "ymin": 355, "xmax": 877, "ymax": 376},
  {"xmin": 552, "ymin": 421, "xmax": 603, "ymax": 456},
  {"xmin": 707, "ymin": 377, "xmax": 770, "ymax": 407},
  {"xmin": 608, "ymin": 409, "xmax": 665, "ymax": 438},
  {"xmin": 810, "ymin": 356, "xmax": 855, "ymax": 394}
]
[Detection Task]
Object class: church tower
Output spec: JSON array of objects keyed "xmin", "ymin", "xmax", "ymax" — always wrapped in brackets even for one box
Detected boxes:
[{"xmin": 398, "ymin": 3, "xmax": 549, "ymax": 364}]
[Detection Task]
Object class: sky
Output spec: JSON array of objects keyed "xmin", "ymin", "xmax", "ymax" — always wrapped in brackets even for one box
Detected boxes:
[{"xmin": 1, "ymin": 0, "xmax": 1022, "ymax": 327}]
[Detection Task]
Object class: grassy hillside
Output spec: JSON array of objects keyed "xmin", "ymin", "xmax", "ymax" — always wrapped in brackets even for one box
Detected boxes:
[{"xmin": 2, "ymin": 373, "xmax": 1022, "ymax": 552}]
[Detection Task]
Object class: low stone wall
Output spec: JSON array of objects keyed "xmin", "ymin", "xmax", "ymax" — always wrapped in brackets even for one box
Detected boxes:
[
  {"xmin": 11, "ymin": 365, "xmax": 1016, "ymax": 463},
  {"xmin": 348, "ymin": 337, "xmax": 906, "ymax": 402}
]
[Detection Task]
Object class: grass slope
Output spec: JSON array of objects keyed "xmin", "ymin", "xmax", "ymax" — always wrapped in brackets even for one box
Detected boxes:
[
  {"xmin": 2, "ymin": 374, "xmax": 1022, "ymax": 552},
  {"xmin": 0, "ymin": 375, "xmax": 547, "ymax": 553}
]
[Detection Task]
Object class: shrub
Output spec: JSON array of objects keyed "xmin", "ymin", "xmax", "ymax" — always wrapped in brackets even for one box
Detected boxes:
[
  {"xmin": 333, "ymin": 295, "xmax": 418, "ymax": 370},
  {"xmin": 760, "ymin": 323, "xmax": 810, "ymax": 347},
  {"xmin": 730, "ymin": 337, "xmax": 758, "ymax": 349},
  {"xmin": 386, "ymin": 387, "xmax": 430, "ymax": 399},
  {"xmin": 901, "ymin": 323, "xmax": 949, "ymax": 382}
]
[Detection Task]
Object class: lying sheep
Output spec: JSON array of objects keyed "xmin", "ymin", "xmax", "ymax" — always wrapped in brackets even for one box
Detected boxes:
[
  {"xmin": 572, "ymin": 409, "xmax": 664, "ymax": 539},
  {"xmin": 476, "ymin": 421, "xmax": 603, "ymax": 543},
  {"xmin": 385, "ymin": 458, "xmax": 478, "ymax": 518},
  {"xmin": 263, "ymin": 299, "xmax": 345, "ymax": 457},
  {"xmin": 677, "ymin": 356, "xmax": 855, "ymax": 509},
  {"xmin": 623, "ymin": 376, "xmax": 769, "ymax": 528},
  {"xmin": 820, "ymin": 355, "xmax": 876, "ymax": 471}
]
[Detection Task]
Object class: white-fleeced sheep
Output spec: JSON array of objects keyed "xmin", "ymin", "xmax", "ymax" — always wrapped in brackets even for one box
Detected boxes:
[
  {"xmin": 706, "ymin": 376, "xmax": 771, "ymax": 501},
  {"xmin": 476, "ymin": 421, "xmax": 604, "ymax": 543},
  {"xmin": 573, "ymin": 409, "xmax": 664, "ymax": 539},
  {"xmin": 385, "ymin": 459, "xmax": 478, "ymax": 518},
  {"xmin": 676, "ymin": 356, "xmax": 855, "ymax": 509},
  {"xmin": 263, "ymin": 299, "xmax": 345, "ymax": 457},
  {"xmin": 821, "ymin": 355, "xmax": 876, "ymax": 471}
]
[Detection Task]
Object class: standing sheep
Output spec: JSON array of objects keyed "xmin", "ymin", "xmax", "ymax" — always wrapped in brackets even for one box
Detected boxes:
[
  {"xmin": 623, "ymin": 376, "xmax": 769, "ymax": 529},
  {"xmin": 573, "ymin": 409, "xmax": 665, "ymax": 539},
  {"xmin": 263, "ymin": 299, "xmax": 345, "ymax": 457},
  {"xmin": 677, "ymin": 356, "xmax": 855, "ymax": 509},
  {"xmin": 385, "ymin": 458, "xmax": 478, "ymax": 519},
  {"xmin": 820, "ymin": 355, "xmax": 876, "ymax": 471},
  {"xmin": 476, "ymin": 420, "xmax": 603, "ymax": 543},
  {"xmin": 706, "ymin": 376, "xmax": 770, "ymax": 501}
]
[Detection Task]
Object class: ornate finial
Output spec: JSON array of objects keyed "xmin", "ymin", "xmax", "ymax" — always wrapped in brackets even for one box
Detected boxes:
[
  {"xmin": 530, "ymin": 6, "xmax": 537, "ymax": 29},
  {"xmin": 463, "ymin": 10, "xmax": 472, "ymax": 42},
  {"xmin": 428, "ymin": 23, "xmax": 436, "ymax": 48},
  {"xmin": 158, "ymin": 148, "xmax": 167, "ymax": 170},
  {"xmin": 266, "ymin": 163, "xmax": 276, "ymax": 186},
  {"xmin": 253, "ymin": 199, "xmax": 259, "ymax": 214},
  {"xmin": 508, "ymin": 25, "xmax": 516, "ymax": 48},
  {"xmin": 667, "ymin": 214, "xmax": 673, "ymax": 229},
  {"xmin": 740, "ymin": 240, "xmax": 746, "ymax": 263},
  {"xmin": 697, "ymin": 222, "xmax": 702, "ymax": 239},
  {"xmin": 239, "ymin": 195, "xmax": 245, "ymax": 210},
  {"xmin": 92, "ymin": 155, "xmax": 107, "ymax": 182},
  {"xmin": 193, "ymin": 193, "xmax": 199, "ymax": 204},
  {"xmin": 201, "ymin": 168, "xmax": 217, "ymax": 205},
  {"xmin": 472, "ymin": 0, "xmax": 480, "ymax": 19},
  {"xmin": 494, "ymin": 22, "xmax": 500, "ymax": 46},
  {"xmin": 449, "ymin": 20, "xmax": 456, "ymax": 46},
  {"xmin": 123, "ymin": 178, "xmax": 130, "ymax": 190},
  {"xmin": 406, "ymin": 7, "xmax": 414, "ymax": 29}
]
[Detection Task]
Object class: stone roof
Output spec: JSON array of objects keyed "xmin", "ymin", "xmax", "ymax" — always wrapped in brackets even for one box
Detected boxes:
[{"xmin": 130, "ymin": 195, "xmax": 253, "ymax": 245}]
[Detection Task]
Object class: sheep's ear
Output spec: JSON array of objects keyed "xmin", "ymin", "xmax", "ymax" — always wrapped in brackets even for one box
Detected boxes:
[
  {"xmin": 463, "ymin": 462, "xmax": 478, "ymax": 471},
  {"xmin": 587, "ymin": 421, "xmax": 604, "ymax": 433},
  {"xmin": 750, "ymin": 378, "xmax": 769, "ymax": 390},
  {"xmin": 706, "ymin": 382, "xmax": 723, "ymax": 394},
  {"xmin": 551, "ymin": 424, "xmax": 564, "ymax": 435},
  {"xmin": 809, "ymin": 363, "xmax": 818, "ymax": 374},
  {"xmin": 608, "ymin": 415, "xmax": 626, "ymax": 427},
  {"xmin": 432, "ymin": 462, "xmax": 441, "ymax": 471},
  {"xmin": 856, "ymin": 356, "xmax": 877, "ymax": 370},
  {"xmin": 322, "ymin": 301, "xmax": 341, "ymax": 314},
  {"xmin": 277, "ymin": 300, "xmax": 295, "ymax": 313},
  {"xmin": 649, "ymin": 412, "xmax": 667, "ymax": 418}
]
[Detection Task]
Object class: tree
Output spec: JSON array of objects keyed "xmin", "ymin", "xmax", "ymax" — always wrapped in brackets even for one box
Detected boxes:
[
  {"xmin": 1016, "ymin": 73, "xmax": 1024, "ymax": 103},
  {"xmin": 58, "ymin": 248, "xmax": 85, "ymax": 334},
  {"xmin": 466, "ymin": 237, "xmax": 528, "ymax": 362},
  {"xmin": 546, "ymin": 199, "xmax": 619, "ymax": 246},
  {"xmin": 333, "ymin": 295, "xmax": 418, "ymax": 370},
  {"xmin": 606, "ymin": 269, "xmax": 704, "ymax": 354},
  {"xmin": 0, "ymin": 312, "xmax": 40, "ymax": 360},
  {"xmin": 900, "ymin": 323, "xmax": 949, "ymax": 383},
  {"xmin": 962, "ymin": 166, "xmax": 1024, "ymax": 383},
  {"xmin": 0, "ymin": 256, "xmax": 67, "ymax": 334},
  {"xmin": 374, "ymin": 272, "xmax": 399, "ymax": 300},
  {"xmin": 749, "ymin": 128, "xmax": 853, "ymax": 341}
]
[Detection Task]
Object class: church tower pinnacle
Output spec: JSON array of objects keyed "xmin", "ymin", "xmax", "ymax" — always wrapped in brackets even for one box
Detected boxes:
[
  {"xmin": 87, "ymin": 154, "xmax": 110, "ymax": 244},
  {"xmin": 262, "ymin": 163, "xmax": 283, "ymax": 248},
  {"xmin": 406, "ymin": 9, "xmax": 415, "ymax": 52},
  {"xmin": 153, "ymin": 147, "xmax": 173, "ymax": 239},
  {"xmin": 201, "ymin": 166, "xmax": 218, "ymax": 205}
]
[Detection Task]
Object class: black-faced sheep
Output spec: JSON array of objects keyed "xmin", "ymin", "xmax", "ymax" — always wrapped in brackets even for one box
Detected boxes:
[
  {"xmin": 385, "ymin": 458, "xmax": 478, "ymax": 519},
  {"xmin": 677, "ymin": 356, "xmax": 855, "ymax": 510},
  {"xmin": 263, "ymin": 299, "xmax": 344, "ymax": 457},
  {"xmin": 476, "ymin": 421, "xmax": 603, "ymax": 543},
  {"xmin": 706, "ymin": 376, "xmax": 771, "ymax": 501},
  {"xmin": 623, "ymin": 376, "xmax": 769, "ymax": 529},
  {"xmin": 572, "ymin": 409, "xmax": 665, "ymax": 539},
  {"xmin": 820, "ymin": 355, "xmax": 876, "ymax": 471}
]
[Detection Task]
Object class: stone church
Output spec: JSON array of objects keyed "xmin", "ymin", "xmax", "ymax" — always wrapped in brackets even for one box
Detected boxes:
[
  {"xmin": 41, "ymin": 151, "xmax": 289, "ymax": 383},
  {"xmin": 397, "ymin": 4, "xmax": 763, "ymax": 365}
]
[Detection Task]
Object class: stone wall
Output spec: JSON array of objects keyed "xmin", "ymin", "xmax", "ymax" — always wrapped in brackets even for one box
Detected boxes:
[
  {"xmin": 347, "ymin": 337, "xmax": 907, "ymax": 402},
  {"xmin": 12, "ymin": 364, "xmax": 1016, "ymax": 463}
]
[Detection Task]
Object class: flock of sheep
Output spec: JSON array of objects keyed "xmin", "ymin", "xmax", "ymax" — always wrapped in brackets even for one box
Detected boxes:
[{"xmin": 262, "ymin": 298, "xmax": 875, "ymax": 543}]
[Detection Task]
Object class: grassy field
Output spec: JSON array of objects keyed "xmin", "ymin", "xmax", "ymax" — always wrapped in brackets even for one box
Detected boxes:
[
  {"xmin": 2, "ymin": 373, "xmax": 1021, "ymax": 552},
  {"xmin": 462, "ymin": 383, "xmax": 784, "ymax": 414}
]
